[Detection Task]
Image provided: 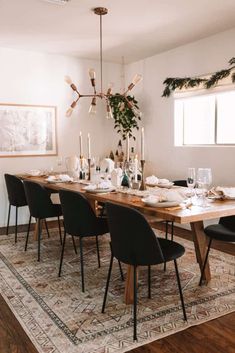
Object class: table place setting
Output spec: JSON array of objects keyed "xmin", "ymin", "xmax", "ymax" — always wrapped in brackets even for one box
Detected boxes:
[
  {"xmin": 83, "ymin": 180, "xmax": 116, "ymax": 193},
  {"xmin": 145, "ymin": 175, "xmax": 174, "ymax": 188},
  {"xmin": 45, "ymin": 174, "xmax": 75, "ymax": 183},
  {"xmin": 208, "ymin": 186, "xmax": 235, "ymax": 200}
]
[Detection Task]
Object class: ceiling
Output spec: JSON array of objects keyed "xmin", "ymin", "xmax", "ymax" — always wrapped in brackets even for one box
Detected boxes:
[{"xmin": 0, "ymin": 0, "xmax": 235, "ymax": 63}]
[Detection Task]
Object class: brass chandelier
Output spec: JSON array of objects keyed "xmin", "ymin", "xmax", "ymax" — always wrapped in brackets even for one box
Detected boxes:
[{"xmin": 65, "ymin": 7, "xmax": 142, "ymax": 119}]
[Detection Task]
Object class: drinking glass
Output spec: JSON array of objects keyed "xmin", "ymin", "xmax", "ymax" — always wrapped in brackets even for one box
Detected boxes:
[
  {"xmin": 197, "ymin": 168, "xmax": 212, "ymax": 207},
  {"xmin": 187, "ymin": 167, "xmax": 196, "ymax": 201}
]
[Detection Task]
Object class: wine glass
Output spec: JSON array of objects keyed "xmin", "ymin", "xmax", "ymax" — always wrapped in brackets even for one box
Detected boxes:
[
  {"xmin": 187, "ymin": 167, "xmax": 196, "ymax": 201},
  {"xmin": 197, "ymin": 168, "xmax": 212, "ymax": 207}
]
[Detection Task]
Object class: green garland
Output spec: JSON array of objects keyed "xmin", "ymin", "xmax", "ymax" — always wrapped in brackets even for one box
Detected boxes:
[
  {"xmin": 109, "ymin": 94, "xmax": 141, "ymax": 140},
  {"xmin": 162, "ymin": 57, "xmax": 235, "ymax": 97}
]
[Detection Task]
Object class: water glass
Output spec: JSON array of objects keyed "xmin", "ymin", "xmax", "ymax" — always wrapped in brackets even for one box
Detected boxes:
[{"xmin": 197, "ymin": 168, "xmax": 212, "ymax": 206}]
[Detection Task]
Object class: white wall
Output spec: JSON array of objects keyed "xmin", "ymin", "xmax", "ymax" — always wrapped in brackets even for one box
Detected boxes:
[
  {"xmin": 0, "ymin": 48, "xmax": 121, "ymax": 226},
  {"xmin": 125, "ymin": 28, "xmax": 235, "ymax": 186}
]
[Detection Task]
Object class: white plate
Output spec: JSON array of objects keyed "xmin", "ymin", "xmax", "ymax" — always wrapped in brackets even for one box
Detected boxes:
[
  {"xmin": 142, "ymin": 199, "xmax": 179, "ymax": 208},
  {"xmin": 84, "ymin": 187, "xmax": 115, "ymax": 194},
  {"xmin": 156, "ymin": 182, "xmax": 174, "ymax": 189}
]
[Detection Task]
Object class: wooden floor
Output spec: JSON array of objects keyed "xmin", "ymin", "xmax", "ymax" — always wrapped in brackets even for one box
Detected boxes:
[{"xmin": 0, "ymin": 223, "xmax": 234, "ymax": 353}]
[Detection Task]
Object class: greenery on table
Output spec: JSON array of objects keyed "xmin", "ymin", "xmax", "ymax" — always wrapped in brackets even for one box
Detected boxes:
[
  {"xmin": 162, "ymin": 57, "xmax": 235, "ymax": 97},
  {"xmin": 109, "ymin": 94, "xmax": 141, "ymax": 140}
]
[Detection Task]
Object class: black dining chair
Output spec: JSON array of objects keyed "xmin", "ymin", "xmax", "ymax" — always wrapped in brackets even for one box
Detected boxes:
[
  {"xmin": 23, "ymin": 180, "xmax": 63, "ymax": 261},
  {"xmin": 4, "ymin": 174, "xmax": 28, "ymax": 243},
  {"xmin": 199, "ymin": 215, "xmax": 235, "ymax": 286},
  {"xmin": 102, "ymin": 202, "xmax": 187, "ymax": 341},
  {"xmin": 58, "ymin": 189, "xmax": 110, "ymax": 292}
]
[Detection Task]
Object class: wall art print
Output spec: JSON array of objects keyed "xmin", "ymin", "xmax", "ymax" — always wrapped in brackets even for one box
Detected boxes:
[{"xmin": 0, "ymin": 104, "xmax": 57, "ymax": 157}]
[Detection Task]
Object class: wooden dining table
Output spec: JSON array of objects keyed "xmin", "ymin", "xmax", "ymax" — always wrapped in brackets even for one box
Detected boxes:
[{"xmin": 19, "ymin": 175, "xmax": 235, "ymax": 304}]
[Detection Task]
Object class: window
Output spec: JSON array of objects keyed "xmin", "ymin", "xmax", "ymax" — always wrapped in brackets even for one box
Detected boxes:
[{"xmin": 174, "ymin": 90, "xmax": 235, "ymax": 146}]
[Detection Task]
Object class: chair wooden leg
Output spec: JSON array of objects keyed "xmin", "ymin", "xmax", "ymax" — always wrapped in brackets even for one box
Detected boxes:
[
  {"xmin": 37, "ymin": 219, "xmax": 42, "ymax": 262},
  {"xmin": 15, "ymin": 207, "xmax": 18, "ymax": 243},
  {"xmin": 44, "ymin": 219, "xmax": 50, "ymax": 238},
  {"xmin": 58, "ymin": 231, "xmax": 67, "ymax": 277},
  {"xmin": 6, "ymin": 204, "xmax": 11, "ymax": 235},
  {"xmin": 79, "ymin": 237, "xmax": 85, "ymax": 292},
  {"xmin": 25, "ymin": 215, "xmax": 32, "ymax": 251},
  {"xmin": 58, "ymin": 216, "xmax": 62, "ymax": 245},
  {"xmin": 96, "ymin": 235, "xmax": 101, "ymax": 268},
  {"xmin": 148, "ymin": 265, "xmax": 151, "ymax": 299},
  {"xmin": 174, "ymin": 259, "xmax": 187, "ymax": 321},
  {"xmin": 133, "ymin": 265, "xmax": 138, "ymax": 341},
  {"xmin": 101, "ymin": 253, "xmax": 114, "ymax": 313},
  {"xmin": 199, "ymin": 238, "xmax": 212, "ymax": 286}
]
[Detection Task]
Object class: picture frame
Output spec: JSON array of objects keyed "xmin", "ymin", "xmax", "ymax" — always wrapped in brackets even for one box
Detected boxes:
[{"xmin": 0, "ymin": 103, "xmax": 57, "ymax": 157}]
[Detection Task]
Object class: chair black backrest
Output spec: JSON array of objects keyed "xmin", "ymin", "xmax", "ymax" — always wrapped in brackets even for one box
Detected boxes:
[
  {"xmin": 5, "ymin": 174, "xmax": 27, "ymax": 207},
  {"xmin": 173, "ymin": 180, "xmax": 188, "ymax": 187},
  {"xmin": 59, "ymin": 190, "xmax": 101, "ymax": 237},
  {"xmin": 106, "ymin": 202, "xmax": 165, "ymax": 266},
  {"xmin": 23, "ymin": 180, "xmax": 55, "ymax": 219},
  {"xmin": 219, "ymin": 215, "xmax": 235, "ymax": 231}
]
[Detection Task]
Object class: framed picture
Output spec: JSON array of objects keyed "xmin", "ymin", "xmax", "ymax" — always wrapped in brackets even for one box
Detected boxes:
[{"xmin": 0, "ymin": 103, "xmax": 57, "ymax": 157}]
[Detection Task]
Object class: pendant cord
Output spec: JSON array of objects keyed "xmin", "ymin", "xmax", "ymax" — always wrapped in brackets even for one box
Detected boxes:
[{"xmin": 100, "ymin": 14, "xmax": 103, "ymax": 94}]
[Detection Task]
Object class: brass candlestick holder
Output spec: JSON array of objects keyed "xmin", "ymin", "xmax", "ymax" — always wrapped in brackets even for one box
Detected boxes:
[
  {"xmin": 139, "ymin": 159, "xmax": 146, "ymax": 191},
  {"xmin": 87, "ymin": 158, "xmax": 91, "ymax": 181}
]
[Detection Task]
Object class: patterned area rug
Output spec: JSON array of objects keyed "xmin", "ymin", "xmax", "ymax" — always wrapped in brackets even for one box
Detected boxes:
[{"xmin": 0, "ymin": 228, "xmax": 234, "ymax": 353}]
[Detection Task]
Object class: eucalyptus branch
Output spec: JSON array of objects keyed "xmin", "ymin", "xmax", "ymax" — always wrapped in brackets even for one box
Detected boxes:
[{"xmin": 162, "ymin": 57, "xmax": 235, "ymax": 97}]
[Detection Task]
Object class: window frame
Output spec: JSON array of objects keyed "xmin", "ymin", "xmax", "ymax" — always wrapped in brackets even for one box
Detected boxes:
[{"xmin": 174, "ymin": 88, "xmax": 235, "ymax": 147}]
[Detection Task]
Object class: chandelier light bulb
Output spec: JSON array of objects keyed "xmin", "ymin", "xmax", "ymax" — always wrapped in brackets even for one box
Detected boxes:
[
  {"xmin": 89, "ymin": 68, "xmax": 96, "ymax": 80},
  {"xmin": 132, "ymin": 74, "xmax": 142, "ymax": 86},
  {"xmin": 64, "ymin": 75, "xmax": 72, "ymax": 85},
  {"xmin": 66, "ymin": 107, "xmax": 73, "ymax": 117}
]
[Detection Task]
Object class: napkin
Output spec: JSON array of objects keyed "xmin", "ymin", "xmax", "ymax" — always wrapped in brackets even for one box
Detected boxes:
[
  {"xmin": 83, "ymin": 184, "xmax": 97, "ymax": 191},
  {"xmin": 212, "ymin": 186, "xmax": 235, "ymax": 199},
  {"xmin": 146, "ymin": 175, "xmax": 159, "ymax": 185},
  {"xmin": 97, "ymin": 180, "xmax": 113, "ymax": 189},
  {"xmin": 58, "ymin": 174, "xmax": 73, "ymax": 182},
  {"xmin": 143, "ymin": 195, "xmax": 167, "ymax": 203},
  {"xmin": 158, "ymin": 178, "xmax": 170, "ymax": 184},
  {"xmin": 165, "ymin": 190, "xmax": 185, "ymax": 202}
]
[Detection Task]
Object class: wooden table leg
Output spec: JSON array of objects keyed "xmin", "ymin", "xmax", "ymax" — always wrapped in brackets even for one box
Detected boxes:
[
  {"xmin": 33, "ymin": 219, "xmax": 40, "ymax": 241},
  {"xmin": 190, "ymin": 221, "xmax": 211, "ymax": 283},
  {"xmin": 124, "ymin": 265, "xmax": 139, "ymax": 304}
]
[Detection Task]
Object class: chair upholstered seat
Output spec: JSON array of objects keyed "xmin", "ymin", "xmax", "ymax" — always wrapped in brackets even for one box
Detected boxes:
[
  {"xmin": 199, "ymin": 215, "xmax": 235, "ymax": 286},
  {"xmin": 204, "ymin": 224, "xmax": 235, "ymax": 242},
  {"xmin": 158, "ymin": 238, "xmax": 185, "ymax": 262}
]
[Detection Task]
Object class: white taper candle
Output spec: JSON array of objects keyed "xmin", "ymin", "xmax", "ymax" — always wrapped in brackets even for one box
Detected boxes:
[
  {"xmin": 79, "ymin": 131, "xmax": 83, "ymax": 157},
  {"xmin": 141, "ymin": 127, "xmax": 145, "ymax": 160}
]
